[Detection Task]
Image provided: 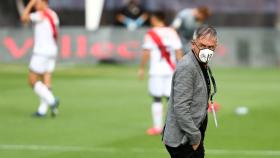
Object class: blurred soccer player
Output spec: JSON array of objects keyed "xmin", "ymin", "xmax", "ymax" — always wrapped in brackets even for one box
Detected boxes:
[
  {"xmin": 21, "ymin": 0, "xmax": 59, "ymax": 117},
  {"xmin": 116, "ymin": 0, "xmax": 148, "ymax": 31},
  {"xmin": 138, "ymin": 12, "xmax": 183, "ymax": 135},
  {"xmin": 172, "ymin": 6, "xmax": 211, "ymax": 53}
]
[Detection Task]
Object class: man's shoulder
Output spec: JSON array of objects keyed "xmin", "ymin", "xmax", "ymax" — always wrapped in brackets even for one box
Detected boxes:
[
  {"xmin": 176, "ymin": 52, "xmax": 196, "ymax": 72},
  {"xmin": 178, "ymin": 8, "xmax": 191, "ymax": 16},
  {"xmin": 178, "ymin": 52, "xmax": 195, "ymax": 67}
]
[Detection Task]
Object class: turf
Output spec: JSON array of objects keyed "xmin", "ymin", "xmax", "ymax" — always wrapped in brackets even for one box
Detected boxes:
[{"xmin": 0, "ymin": 64, "xmax": 280, "ymax": 158}]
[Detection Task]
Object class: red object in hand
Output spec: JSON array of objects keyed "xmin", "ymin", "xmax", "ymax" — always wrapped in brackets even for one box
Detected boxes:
[{"xmin": 208, "ymin": 101, "xmax": 220, "ymax": 113}]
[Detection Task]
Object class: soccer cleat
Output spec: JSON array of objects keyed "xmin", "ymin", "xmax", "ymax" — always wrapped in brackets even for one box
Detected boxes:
[
  {"xmin": 50, "ymin": 98, "xmax": 60, "ymax": 117},
  {"xmin": 32, "ymin": 112, "xmax": 46, "ymax": 118},
  {"xmin": 146, "ymin": 127, "xmax": 162, "ymax": 136}
]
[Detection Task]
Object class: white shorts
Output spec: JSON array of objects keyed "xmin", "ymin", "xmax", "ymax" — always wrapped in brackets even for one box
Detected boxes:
[
  {"xmin": 29, "ymin": 54, "xmax": 56, "ymax": 74},
  {"xmin": 148, "ymin": 75, "xmax": 173, "ymax": 97}
]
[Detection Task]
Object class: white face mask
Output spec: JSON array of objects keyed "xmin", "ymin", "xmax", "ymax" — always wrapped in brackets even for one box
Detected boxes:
[{"xmin": 198, "ymin": 49, "xmax": 214, "ymax": 63}]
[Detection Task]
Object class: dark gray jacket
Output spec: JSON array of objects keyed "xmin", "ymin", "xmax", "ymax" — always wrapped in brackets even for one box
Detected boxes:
[{"xmin": 163, "ymin": 52, "xmax": 209, "ymax": 147}]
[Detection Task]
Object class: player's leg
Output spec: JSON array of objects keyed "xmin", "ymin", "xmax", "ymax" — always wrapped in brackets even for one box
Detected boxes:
[
  {"xmin": 163, "ymin": 75, "xmax": 173, "ymax": 102},
  {"xmin": 44, "ymin": 57, "xmax": 59, "ymax": 117},
  {"xmin": 37, "ymin": 98, "xmax": 48, "ymax": 116},
  {"xmin": 28, "ymin": 69, "xmax": 40, "ymax": 87},
  {"xmin": 151, "ymin": 96, "xmax": 163, "ymax": 130},
  {"xmin": 42, "ymin": 71, "xmax": 59, "ymax": 117},
  {"xmin": 28, "ymin": 70, "xmax": 47, "ymax": 116},
  {"xmin": 43, "ymin": 72, "xmax": 52, "ymax": 89},
  {"xmin": 33, "ymin": 80, "xmax": 56, "ymax": 106},
  {"xmin": 29, "ymin": 55, "xmax": 47, "ymax": 116},
  {"xmin": 30, "ymin": 55, "xmax": 56, "ymax": 106},
  {"xmin": 148, "ymin": 75, "xmax": 173, "ymax": 134},
  {"xmin": 147, "ymin": 75, "xmax": 164, "ymax": 135}
]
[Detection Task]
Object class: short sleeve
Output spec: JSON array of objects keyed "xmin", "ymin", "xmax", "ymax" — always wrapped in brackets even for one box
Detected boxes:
[
  {"xmin": 171, "ymin": 9, "xmax": 187, "ymax": 28},
  {"xmin": 30, "ymin": 12, "xmax": 43, "ymax": 23},
  {"xmin": 142, "ymin": 34, "xmax": 154, "ymax": 50},
  {"xmin": 53, "ymin": 12, "xmax": 60, "ymax": 26},
  {"xmin": 172, "ymin": 18, "xmax": 182, "ymax": 29},
  {"xmin": 55, "ymin": 15, "xmax": 60, "ymax": 25}
]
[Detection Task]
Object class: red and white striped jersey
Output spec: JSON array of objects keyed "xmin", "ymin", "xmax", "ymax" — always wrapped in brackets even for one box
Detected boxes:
[
  {"xmin": 143, "ymin": 27, "xmax": 182, "ymax": 76},
  {"xmin": 30, "ymin": 9, "xmax": 59, "ymax": 57}
]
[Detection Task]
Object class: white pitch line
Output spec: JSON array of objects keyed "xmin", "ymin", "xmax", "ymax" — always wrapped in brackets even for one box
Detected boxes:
[{"xmin": 0, "ymin": 144, "xmax": 280, "ymax": 156}]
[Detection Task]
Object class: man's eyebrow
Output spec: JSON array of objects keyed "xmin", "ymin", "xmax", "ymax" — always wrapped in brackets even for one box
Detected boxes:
[
  {"xmin": 201, "ymin": 44, "xmax": 207, "ymax": 47},
  {"xmin": 199, "ymin": 43, "xmax": 210, "ymax": 46}
]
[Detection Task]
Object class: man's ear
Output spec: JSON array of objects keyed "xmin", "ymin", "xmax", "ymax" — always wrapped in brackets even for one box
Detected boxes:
[{"xmin": 191, "ymin": 40, "xmax": 195, "ymax": 44}]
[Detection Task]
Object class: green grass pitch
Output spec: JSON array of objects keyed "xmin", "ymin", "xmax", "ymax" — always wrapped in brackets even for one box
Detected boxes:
[{"xmin": 0, "ymin": 64, "xmax": 280, "ymax": 158}]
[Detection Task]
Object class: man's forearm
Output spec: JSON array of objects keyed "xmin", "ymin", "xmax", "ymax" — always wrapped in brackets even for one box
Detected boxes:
[
  {"xmin": 21, "ymin": 0, "xmax": 36, "ymax": 22},
  {"xmin": 139, "ymin": 49, "xmax": 150, "ymax": 69}
]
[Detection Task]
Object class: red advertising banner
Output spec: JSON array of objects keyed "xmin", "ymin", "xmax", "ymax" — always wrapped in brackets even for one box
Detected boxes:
[{"xmin": 0, "ymin": 27, "xmax": 279, "ymax": 67}]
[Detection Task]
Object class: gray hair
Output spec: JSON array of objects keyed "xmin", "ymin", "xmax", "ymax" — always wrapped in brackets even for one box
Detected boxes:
[{"xmin": 193, "ymin": 25, "xmax": 217, "ymax": 40}]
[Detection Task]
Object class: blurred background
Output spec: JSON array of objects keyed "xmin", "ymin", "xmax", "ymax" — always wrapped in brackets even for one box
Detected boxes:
[
  {"xmin": 1, "ymin": 0, "xmax": 280, "ymax": 66},
  {"xmin": 0, "ymin": 0, "xmax": 280, "ymax": 158}
]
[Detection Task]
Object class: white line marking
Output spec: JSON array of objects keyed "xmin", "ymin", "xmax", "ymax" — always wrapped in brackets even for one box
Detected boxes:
[{"xmin": 0, "ymin": 144, "xmax": 280, "ymax": 156}]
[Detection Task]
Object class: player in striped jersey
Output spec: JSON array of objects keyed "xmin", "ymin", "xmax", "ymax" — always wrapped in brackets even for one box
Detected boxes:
[
  {"xmin": 138, "ymin": 12, "xmax": 183, "ymax": 135},
  {"xmin": 21, "ymin": 0, "xmax": 59, "ymax": 117}
]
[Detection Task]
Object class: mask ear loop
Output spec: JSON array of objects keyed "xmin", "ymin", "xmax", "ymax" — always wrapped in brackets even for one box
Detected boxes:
[{"xmin": 192, "ymin": 42, "xmax": 202, "ymax": 62}]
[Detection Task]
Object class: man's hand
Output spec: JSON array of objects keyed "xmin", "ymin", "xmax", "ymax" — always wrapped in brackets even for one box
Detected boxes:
[
  {"xmin": 27, "ymin": 0, "xmax": 37, "ymax": 9},
  {"xmin": 138, "ymin": 68, "xmax": 145, "ymax": 80},
  {"xmin": 192, "ymin": 143, "xmax": 200, "ymax": 151},
  {"xmin": 116, "ymin": 14, "xmax": 125, "ymax": 23}
]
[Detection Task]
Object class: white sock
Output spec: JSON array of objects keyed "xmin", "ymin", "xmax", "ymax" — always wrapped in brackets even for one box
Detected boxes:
[
  {"xmin": 37, "ymin": 98, "xmax": 48, "ymax": 115},
  {"xmin": 152, "ymin": 102, "xmax": 163, "ymax": 130},
  {"xmin": 34, "ymin": 81, "xmax": 55, "ymax": 105}
]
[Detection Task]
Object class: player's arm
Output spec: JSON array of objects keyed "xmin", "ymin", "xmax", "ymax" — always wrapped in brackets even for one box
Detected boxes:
[
  {"xmin": 21, "ymin": 0, "xmax": 37, "ymax": 23},
  {"xmin": 172, "ymin": 29, "xmax": 184, "ymax": 61},
  {"xmin": 116, "ymin": 14, "xmax": 126, "ymax": 23},
  {"xmin": 138, "ymin": 49, "xmax": 150, "ymax": 80},
  {"xmin": 139, "ymin": 12, "xmax": 149, "ymax": 22},
  {"xmin": 175, "ymin": 49, "xmax": 183, "ymax": 61}
]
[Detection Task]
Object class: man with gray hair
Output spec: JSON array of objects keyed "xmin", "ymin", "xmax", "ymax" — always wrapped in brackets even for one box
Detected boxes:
[{"xmin": 162, "ymin": 25, "xmax": 218, "ymax": 158}]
